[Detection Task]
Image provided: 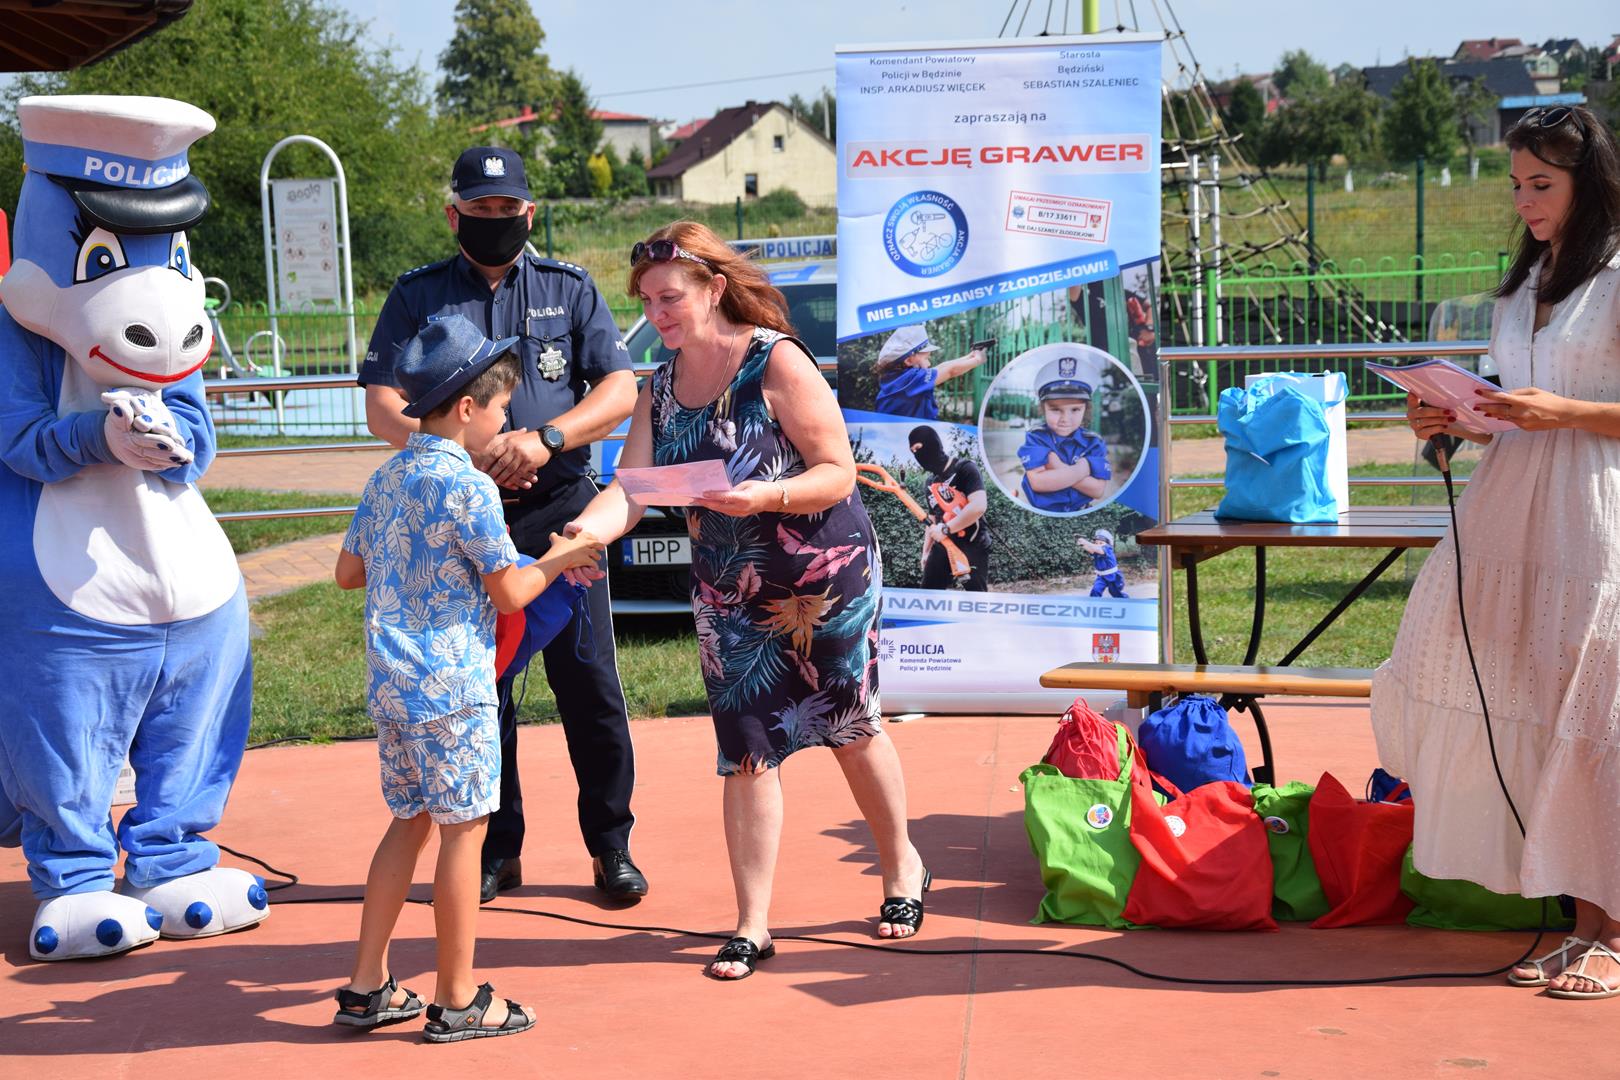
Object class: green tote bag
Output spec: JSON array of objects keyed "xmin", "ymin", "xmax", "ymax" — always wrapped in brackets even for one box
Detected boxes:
[
  {"xmin": 1250, "ymin": 781, "xmax": 1330, "ymax": 922},
  {"xmin": 1021, "ymin": 726, "xmax": 1159, "ymax": 928},
  {"xmin": 1401, "ymin": 848, "xmax": 1570, "ymax": 931}
]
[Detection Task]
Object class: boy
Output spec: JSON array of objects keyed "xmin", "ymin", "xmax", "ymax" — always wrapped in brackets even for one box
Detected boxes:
[
  {"xmin": 1018, "ymin": 356, "xmax": 1111, "ymax": 513},
  {"xmin": 1077, "ymin": 528, "xmax": 1129, "ymax": 598},
  {"xmin": 873, "ymin": 324, "xmax": 990, "ymax": 420},
  {"xmin": 331, "ymin": 315, "xmax": 604, "ymax": 1043}
]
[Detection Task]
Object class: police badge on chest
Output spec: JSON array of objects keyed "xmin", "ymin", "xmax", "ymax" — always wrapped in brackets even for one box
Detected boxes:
[{"xmin": 536, "ymin": 343, "xmax": 566, "ymax": 380}]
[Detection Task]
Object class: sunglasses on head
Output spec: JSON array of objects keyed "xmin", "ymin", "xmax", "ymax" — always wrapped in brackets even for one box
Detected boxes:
[
  {"xmin": 630, "ymin": 238, "xmax": 710, "ymax": 268},
  {"xmin": 1522, "ymin": 105, "xmax": 1583, "ymax": 132}
]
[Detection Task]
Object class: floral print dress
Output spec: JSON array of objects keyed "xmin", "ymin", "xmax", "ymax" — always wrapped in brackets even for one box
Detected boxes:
[{"xmin": 650, "ymin": 327, "xmax": 884, "ymax": 775}]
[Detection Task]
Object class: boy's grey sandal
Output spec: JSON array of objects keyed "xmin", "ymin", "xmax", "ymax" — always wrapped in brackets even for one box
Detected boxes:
[
  {"xmin": 422, "ymin": 982, "xmax": 534, "ymax": 1042},
  {"xmin": 332, "ymin": 973, "xmax": 426, "ymax": 1027}
]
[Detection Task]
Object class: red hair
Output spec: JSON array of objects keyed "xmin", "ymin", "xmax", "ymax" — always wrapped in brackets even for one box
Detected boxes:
[{"xmin": 627, "ymin": 220, "xmax": 796, "ymax": 336}]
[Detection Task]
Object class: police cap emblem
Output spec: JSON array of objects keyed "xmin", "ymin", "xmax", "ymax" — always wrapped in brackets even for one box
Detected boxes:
[
  {"xmin": 1058, "ymin": 356, "xmax": 1077, "ymax": 377},
  {"xmin": 483, "ymin": 156, "xmax": 507, "ymax": 178}
]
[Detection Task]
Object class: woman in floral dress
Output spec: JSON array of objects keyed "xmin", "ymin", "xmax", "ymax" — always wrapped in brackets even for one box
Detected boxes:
[{"xmin": 566, "ymin": 222, "xmax": 930, "ymax": 979}]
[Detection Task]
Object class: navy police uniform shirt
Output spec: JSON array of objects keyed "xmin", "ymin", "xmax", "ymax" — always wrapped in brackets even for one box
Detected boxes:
[
  {"xmin": 360, "ymin": 252, "xmax": 630, "ymax": 498},
  {"xmin": 1091, "ymin": 542, "xmax": 1119, "ymax": 575},
  {"xmin": 1017, "ymin": 426, "xmax": 1111, "ymax": 512},
  {"xmin": 875, "ymin": 366, "xmax": 940, "ymax": 420}
]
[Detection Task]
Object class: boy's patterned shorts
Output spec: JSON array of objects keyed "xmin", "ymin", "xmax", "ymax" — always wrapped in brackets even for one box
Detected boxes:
[{"xmin": 374, "ymin": 702, "xmax": 501, "ymax": 824}]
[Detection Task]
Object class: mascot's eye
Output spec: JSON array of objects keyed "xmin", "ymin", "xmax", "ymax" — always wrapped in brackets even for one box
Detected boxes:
[
  {"xmin": 170, "ymin": 233, "xmax": 190, "ymax": 277},
  {"xmin": 74, "ymin": 228, "xmax": 128, "ymax": 283}
]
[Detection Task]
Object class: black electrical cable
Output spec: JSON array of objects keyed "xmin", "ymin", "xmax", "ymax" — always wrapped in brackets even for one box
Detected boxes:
[
  {"xmin": 214, "ymin": 442, "xmax": 1554, "ymax": 989},
  {"xmin": 1432, "ymin": 440, "xmax": 1552, "ymax": 959}
]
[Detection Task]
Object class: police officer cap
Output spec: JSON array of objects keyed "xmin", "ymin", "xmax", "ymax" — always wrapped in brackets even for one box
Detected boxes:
[
  {"xmin": 18, "ymin": 95, "xmax": 214, "ymax": 234},
  {"xmin": 451, "ymin": 145, "xmax": 532, "ymax": 202},
  {"xmin": 397, "ymin": 314, "xmax": 521, "ymax": 418},
  {"xmin": 1036, "ymin": 355, "xmax": 1093, "ymax": 402},
  {"xmin": 1095, "ymin": 528, "xmax": 1113, "ymax": 545},
  {"xmin": 878, "ymin": 324, "xmax": 939, "ymax": 365}
]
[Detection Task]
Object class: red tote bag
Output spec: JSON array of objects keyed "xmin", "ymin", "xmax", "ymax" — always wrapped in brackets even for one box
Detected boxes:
[
  {"xmin": 1307, "ymin": 772, "xmax": 1415, "ymax": 928},
  {"xmin": 1122, "ymin": 779, "xmax": 1278, "ymax": 931}
]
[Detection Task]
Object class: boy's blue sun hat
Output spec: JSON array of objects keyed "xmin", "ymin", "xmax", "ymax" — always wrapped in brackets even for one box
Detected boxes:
[
  {"xmin": 1036, "ymin": 355, "xmax": 1093, "ymax": 402},
  {"xmin": 398, "ymin": 314, "xmax": 519, "ymax": 418}
]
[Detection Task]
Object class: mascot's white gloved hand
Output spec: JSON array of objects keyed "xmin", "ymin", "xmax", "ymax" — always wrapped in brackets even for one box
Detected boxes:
[{"xmin": 101, "ymin": 387, "xmax": 195, "ymax": 470}]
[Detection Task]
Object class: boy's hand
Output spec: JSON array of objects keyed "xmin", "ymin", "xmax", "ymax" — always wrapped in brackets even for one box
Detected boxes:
[{"xmin": 549, "ymin": 530, "xmax": 605, "ymax": 571}]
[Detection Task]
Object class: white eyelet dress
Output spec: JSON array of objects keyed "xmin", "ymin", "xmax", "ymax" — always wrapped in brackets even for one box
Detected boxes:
[{"xmin": 1371, "ymin": 251, "xmax": 1620, "ymax": 912}]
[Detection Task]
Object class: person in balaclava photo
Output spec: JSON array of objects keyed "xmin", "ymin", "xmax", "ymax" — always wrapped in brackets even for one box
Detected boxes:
[
  {"xmin": 873, "ymin": 324, "xmax": 988, "ymax": 420},
  {"xmin": 908, "ymin": 425, "xmax": 990, "ymax": 590}
]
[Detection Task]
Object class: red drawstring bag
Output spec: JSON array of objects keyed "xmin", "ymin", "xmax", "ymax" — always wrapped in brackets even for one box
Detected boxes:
[
  {"xmin": 1307, "ymin": 772, "xmax": 1415, "ymax": 928},
  {"xmin": 1043, "ymin": 699, "xmax": 1181, "ymax": 800},
  {"xmin": 1122, "ymin": 779, "xmax": 1278, "ymax": 931}
]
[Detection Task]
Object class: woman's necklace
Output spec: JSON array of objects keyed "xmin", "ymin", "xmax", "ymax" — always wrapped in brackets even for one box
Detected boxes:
[{"xmin": 679, "ymin": 323, "xmax": 742, "ymax": 407}]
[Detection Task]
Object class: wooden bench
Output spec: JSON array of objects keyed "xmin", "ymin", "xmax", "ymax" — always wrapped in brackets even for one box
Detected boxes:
[{"xmin": 1039, "ymin": 661, "xmax": 1375, "ymax": 785}]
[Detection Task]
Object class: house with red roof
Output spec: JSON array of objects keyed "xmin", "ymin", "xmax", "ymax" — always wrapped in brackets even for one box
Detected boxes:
[{"xmin": 646, "ymin": 101, "xmax": 834, "ymax": 206}]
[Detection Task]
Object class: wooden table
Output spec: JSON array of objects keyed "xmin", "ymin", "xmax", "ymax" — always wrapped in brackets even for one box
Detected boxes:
[{"xmin": 1140, "ymin": 505, "xmax": 1452, "ymax": 669}]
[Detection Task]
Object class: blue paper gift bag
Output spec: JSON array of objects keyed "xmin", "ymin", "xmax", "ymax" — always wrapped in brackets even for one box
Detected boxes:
[{"xmin": 1214, "ymin": 373, "xmax": 1344, "ymax": 523}]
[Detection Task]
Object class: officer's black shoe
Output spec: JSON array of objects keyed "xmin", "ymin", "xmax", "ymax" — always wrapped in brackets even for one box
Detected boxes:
[
  {"xmin": 479, "ymin": 857, "xmax": 522, "ymax": 905},
  {"xmin": 592, "ymin": 850, "xmax": 648, "ymax": 901}
]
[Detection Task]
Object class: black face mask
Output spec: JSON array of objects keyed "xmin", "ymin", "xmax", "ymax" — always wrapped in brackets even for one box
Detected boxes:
[
  {"xmin": 909, "ymin": 425, "xmax": 949, "ymax": 475},
  {"xmin": 456, "ymin": 211, "xmax": 531, "ymax": 267}
]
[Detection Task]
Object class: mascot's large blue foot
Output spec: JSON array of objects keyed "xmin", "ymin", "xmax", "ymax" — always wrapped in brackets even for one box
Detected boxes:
[
  {"xmin": 122, "ymin": 867, "xmax": 270, "ymax": 940},
  {"xmin": 31, "ymin": 891, "xmax": 162, "ymax": 961}
]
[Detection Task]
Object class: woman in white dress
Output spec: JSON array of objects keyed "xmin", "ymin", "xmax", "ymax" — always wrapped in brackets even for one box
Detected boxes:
[{"xmin": 1372, "ymin": 104, "xmax": 1620, "ymax": 1000}]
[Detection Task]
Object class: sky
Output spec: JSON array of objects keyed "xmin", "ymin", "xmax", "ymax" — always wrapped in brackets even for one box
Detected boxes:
[{"xmin": 335, "ymin": 0, "xmax": 1616, "ymax": 125}]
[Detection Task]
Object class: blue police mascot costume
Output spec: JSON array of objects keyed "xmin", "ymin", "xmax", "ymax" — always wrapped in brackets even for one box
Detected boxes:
[{"xmin": 0, "ymin": 96, "xmax": 262, "ymax": 961}]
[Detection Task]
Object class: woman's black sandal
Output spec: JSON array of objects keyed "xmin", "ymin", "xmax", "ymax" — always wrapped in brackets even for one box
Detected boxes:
[
  {"xmin": 332, "ymin": 974, "xmax": 426, "ymax": 1028},
  {"xmin": 878, "ymin": 867, "xmax": 933, "ymax": 938},
  {"xmin": 704, "ymin": 936, "xmax": 775, "ymax": 981},
  {"xmin": 422, "ymin": 983, "xmax": 535, "ymax": 1043}
]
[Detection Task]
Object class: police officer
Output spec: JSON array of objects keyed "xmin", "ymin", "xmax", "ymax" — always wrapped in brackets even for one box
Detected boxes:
[{"xmin": 359, "ymin": 146, "xmax": 647, "ymax": 903}]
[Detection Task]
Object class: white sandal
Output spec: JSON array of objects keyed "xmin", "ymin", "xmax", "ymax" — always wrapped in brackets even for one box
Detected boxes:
[
  {"xmin": 1546, "ymin": 942, "xmax": 1620, "ymax": 1000},
  {"xmin": 1507, "ymin": 935, "xmax": 1592, "ymax": 987}
]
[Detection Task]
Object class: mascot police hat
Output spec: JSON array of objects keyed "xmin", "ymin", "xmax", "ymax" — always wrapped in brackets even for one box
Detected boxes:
[{"xmin": 19, "ymin": 95, "xmax": 214, "ymax": 234}]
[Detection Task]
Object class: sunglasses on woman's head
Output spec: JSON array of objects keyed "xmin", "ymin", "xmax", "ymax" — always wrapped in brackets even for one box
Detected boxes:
[
  {"xmin": 1523, "ymin": 106, "xmax": 1581, "ymax": 132},
  {"xmin": 630, "ymin": 239, "xmax": 710, "ymax": 268}
]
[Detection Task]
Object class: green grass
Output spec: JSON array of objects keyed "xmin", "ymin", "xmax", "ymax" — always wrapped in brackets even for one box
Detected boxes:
[
  {"xmin": 1165, "ymin": 460, "xmax": 1473, "ymax": 669},
  {"xmin": 247, "ymin": 588, "xmax": 708, "ymax": 744},
  {"xmin": 207, "ymin": 487, "xmax": 352, "ymax": 554}
]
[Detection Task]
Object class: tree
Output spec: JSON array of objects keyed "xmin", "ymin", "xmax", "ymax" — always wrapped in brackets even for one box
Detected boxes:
[
  {"xmin": 0, "ymin": 0, "xmax": 463, "ymax": 301},
  {"xmin": 1273, "ymin": 49, "xmax": 1332, "ymax": 101},
  {"xmin": 437, "ymin": 0, "xmax": 554, "ymax": 123},
  {"xmin": 613, "ymin": 146, "xmax": 650, "ymax": 197},
  {"xmin": 1223, "ymin": 78, "xmax": 1266, "ymax": 146},
  {"xmin": 547, "ymin": 69, "xmax": 602, "ymax": 198},
  {"xmin": 1383, "ymin": 58, "xmax": 1460, "ymax": 165},
  {"xmin": 1452, "ymin": 75, "xmax": 1496, "ymax": 172},
  {"xmin": 787, "ymin": 88, "xmax": 836, "ymax": 142},
  {"xmin": 586, "ymin": 152, "xmax": 612, "ymax": 197},
  {"xmin": 1257, "ymin": 79, "xmax": 1381, "ymax": 177}
]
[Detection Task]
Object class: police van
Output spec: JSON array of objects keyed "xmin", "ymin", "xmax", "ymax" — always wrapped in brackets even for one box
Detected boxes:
[{"xmin": 601, "ymin": 253, "xmax": 837, "ymax": 615}]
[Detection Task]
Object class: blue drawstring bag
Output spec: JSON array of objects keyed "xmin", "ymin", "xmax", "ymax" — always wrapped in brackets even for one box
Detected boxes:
[
  {"xmin": 495, "ymin": 558, "xmax": 593, "ymax": 682},
  {"xmin": 1137, "ymin": 694, "xmax": 1251, "ymax": 792},
  {"xmin": 1214, "ymin": 374, "xmax": 1342, "ymax": 523}
]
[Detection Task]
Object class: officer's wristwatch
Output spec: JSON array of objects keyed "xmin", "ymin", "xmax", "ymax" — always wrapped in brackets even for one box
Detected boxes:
[{"xmin": 539, "ymin": 425, "xmax": 566, "ymax": 452}]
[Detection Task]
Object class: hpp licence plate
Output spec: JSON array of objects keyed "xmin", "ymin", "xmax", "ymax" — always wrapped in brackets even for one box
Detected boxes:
[{"xmin": 624, "ymin": 535, "xmax": 692, "ymax": 566}]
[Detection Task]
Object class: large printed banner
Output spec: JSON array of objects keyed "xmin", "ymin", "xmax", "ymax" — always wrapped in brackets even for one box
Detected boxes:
[{"xmin": 835, "ymin": 35, "xmax": 1163, "ymax": 708}]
